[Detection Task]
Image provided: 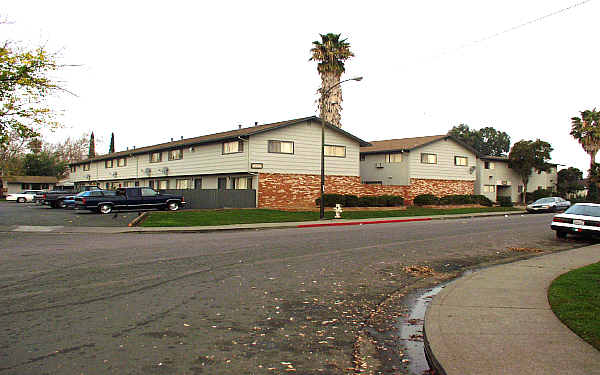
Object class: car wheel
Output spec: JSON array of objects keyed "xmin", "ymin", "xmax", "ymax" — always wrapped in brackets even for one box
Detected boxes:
[
  {"xmin": 99, "ymin": 204, "xmax": 112, "ymax": 214},
  {"xmin": 166, "ymin": 201, "xmax": 180, "ymax": 211},
  {"xmin": 17, "ymin": 197, "xmax": 26, "ymax": 203},
  {"xmin": 556, "ymin": 230, "xmax": 567, "ymax": 239},
  {"xmin": 57, "ymin": 199, "xmax": 67, "ymax": 209}
]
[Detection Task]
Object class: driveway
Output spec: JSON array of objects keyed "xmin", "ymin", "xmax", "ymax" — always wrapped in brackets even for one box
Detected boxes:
[{"xmin": 0, "ymin": 201, "xmax": 140, "ymax": 227}]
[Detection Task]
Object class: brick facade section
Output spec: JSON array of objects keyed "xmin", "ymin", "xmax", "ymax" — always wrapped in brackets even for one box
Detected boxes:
[{"xmin": 257, "ymin": 173, "xmax": 475, "ymax": 209}]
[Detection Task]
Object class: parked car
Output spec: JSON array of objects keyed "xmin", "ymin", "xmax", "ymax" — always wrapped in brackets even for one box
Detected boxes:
[
  {"xmin": 551, "ymin": 203, "xmax": 600, "ymax": 238},
  {"xmin": 75, "ymin": 187, "xmax": 185, "ymax": 214},
  {"xmin": 6, "ymin": 190, "xmax": 44, "ymax": 203},
  {"xmin": 43, "ymin": 186, "xmax": 101, "ymax": 208},
  {"xmin": 526, "ymin": 197, "xmax": 570, "ymax": 213}
]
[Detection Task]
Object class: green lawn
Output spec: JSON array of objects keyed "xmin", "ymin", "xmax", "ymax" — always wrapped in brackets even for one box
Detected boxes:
[
  {"xmin": 548, "ymin": 262, "xmax": 600, "ymax": 351},
  {"xmin": 140, "ymin": 206, "xmax": 519, "ymax": 227}
]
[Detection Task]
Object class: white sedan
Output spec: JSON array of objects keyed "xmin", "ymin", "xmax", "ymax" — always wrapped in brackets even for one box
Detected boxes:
[
  {"xmin": 551, "ymin": 203, "xmax": 600, "ymax": 238},
  {"xmin": 6, "ymin": 190, "xmax": 44, "ymax": 203}
]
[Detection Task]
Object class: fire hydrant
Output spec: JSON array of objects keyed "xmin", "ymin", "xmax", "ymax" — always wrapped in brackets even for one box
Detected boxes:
[{"xmin": 334, "ymin": 203, "xmax": 343, "ymax": 219}]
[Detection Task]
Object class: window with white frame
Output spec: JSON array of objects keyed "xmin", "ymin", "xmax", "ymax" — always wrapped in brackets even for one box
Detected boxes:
[
  {"xmin": 386, "ymin": 153, "xmax": 402, "ymax": 163},
  {"xmin": 454, "ymin": 156, "xmax": 468, "ymax": 166},
  {"xmin": 484, "ymin": 161, "xmax": 495, "ymax": 169},
  {"xmin": 234, "ymin": 177, "xmax": 252, "ymax": 190},
  {"xmin": 483, "ymin": 185, "xmax": 496, "ymax": 193},
  {"xmin": 150, "ymin": 152, "xmax": 162, "ymax": 163},
  {"xmin": 176, "ymin": 179, "xmax": 190, "ymax": 189},
  {"xmin": 105, "ymin": 159, "xmax": 114, "ymax": 168},
  {"xmin": 169, "ymin": 149, "xmax": 183, "ymax": 160},
  {"xmin": 83, "ymin": 163, "xmax": 91, "ymax": 171},
  {"xmin": 117, "ymin": 157, "xmax": 127, "ymax": 167},
  {"xmin": 158, "ymin": 180, "xmax": 169, "ymax": 190},
  {"xmin": 268, "ymin": 140, "xmax": 294, "ymax": 154},
  {"xmin": 324, "ymin": 144, "xmax": 346, "ymax": 157},
  {"xmin": 223, "ymin": 140, "xmax": 243, "ymax": 154},
  {"xmin": 420, "ymin": 153, "xmax": 437, "ymax": 164}
]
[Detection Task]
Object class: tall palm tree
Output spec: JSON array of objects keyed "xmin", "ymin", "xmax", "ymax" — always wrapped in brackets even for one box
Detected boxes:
[
  {"xmin": 310, "ymin": 33, "xmax": 354, "ymax": 127},
  {"xmin": 570, "ymin": 108, "xmax": 600, "ymax": 170}
]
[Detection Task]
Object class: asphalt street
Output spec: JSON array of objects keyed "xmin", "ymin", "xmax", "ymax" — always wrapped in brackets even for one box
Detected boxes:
[{"xmin": 0, "ymin": 214, "xmax": 591, "ymax": 374}]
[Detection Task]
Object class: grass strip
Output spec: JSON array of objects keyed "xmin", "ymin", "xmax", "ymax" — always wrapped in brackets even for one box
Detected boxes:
[
  {"xmin": 140, "ymin": 206, "xmax": 518, "ymax": 227},
  {"xmin": 548, "ymin": 262, "xmax": 600, "ymax": 351}
]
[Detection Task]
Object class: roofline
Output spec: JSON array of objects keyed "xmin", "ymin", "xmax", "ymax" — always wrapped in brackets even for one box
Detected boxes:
[
  {"xmin": 71, "ymin": 116, "xmax": 370, "ymax": 165},
  {"xmin": 359, "ymin": 135, "xmax": 479, "ymax": 155}
]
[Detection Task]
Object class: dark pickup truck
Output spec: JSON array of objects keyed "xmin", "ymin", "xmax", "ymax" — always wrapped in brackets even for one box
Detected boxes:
[
  {"xmin": 75, "ymin": 187, "xmax": 185, "ymax": 214},
  {"xmin": 43, "ymin": 186, "xmax": 101, "ymax": 208}
]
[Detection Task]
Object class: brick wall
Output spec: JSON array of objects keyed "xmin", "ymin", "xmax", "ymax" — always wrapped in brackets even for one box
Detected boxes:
[{"xmin": 258, "ymin": 173, "xmax": 475, "ymax": 209}]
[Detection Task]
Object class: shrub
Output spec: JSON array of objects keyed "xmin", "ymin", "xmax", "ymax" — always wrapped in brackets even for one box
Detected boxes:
[
  {"xmin": 358, "ymin": 196, "xmax": 376, "ymax": 207},
  {"xmin": 343, "ymin": 194, "xmax": 360, "ymax": 207},
  {"xmin": 497, "ymin": 196, "xmax": 513, "ymax": 207},
  {"xmin": 525, "ymin": 188, "xmax": 553, "ymax": 203},
  {"xmin": 414, "ymin": 194, "xmax": 440, "ymax": 205},
  {"xmin": 381, "ymin": 194, "xmax": 404, "ymax": 206},
  {"xmin": 473, "ymin": 195, "xmax": 494, "ymax": 207},
  {"xmin": 315, "ymin": 194, "xmax": 345, "ymax": 207},
  {"xmin": 439, "ymin": 194, "xmax": 473, "ymax": 205}
]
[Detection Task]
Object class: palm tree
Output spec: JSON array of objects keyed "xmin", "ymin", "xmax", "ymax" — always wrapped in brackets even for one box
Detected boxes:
[
  {"xmin": 570, "ymin": 108, "xmax": 600, "ymax": 170},
  {"xmin": 310, "ymin": 33, "xmax": 354, "ymax": 127}
]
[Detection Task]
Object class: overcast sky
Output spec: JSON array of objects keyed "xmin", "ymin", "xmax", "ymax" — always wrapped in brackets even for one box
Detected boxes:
[{"xmin": 4, "ymin": 0, "xmax": 599, "ymax": 173}]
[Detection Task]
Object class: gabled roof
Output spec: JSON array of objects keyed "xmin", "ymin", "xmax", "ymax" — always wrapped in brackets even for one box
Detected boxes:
[
  {"xmin": 360, "ymin": 135, "xmax": 477, "ymax": 155},
  {"xmin": 1, "ymin": 175, "xmax": 58, "ymax": 183},
  {"xmin": 72, "ymin": 116, "xmax": 370, "ymax": 165}
]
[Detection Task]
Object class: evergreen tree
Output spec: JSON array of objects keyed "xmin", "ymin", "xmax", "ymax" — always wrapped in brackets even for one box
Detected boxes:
[
  {"xmin": 109, "ymin": 132, "xmax": 115, "ymax": 153},
  {"xmin": 88, "ymin": 132, "xmax": 95, "ymax": 158}
]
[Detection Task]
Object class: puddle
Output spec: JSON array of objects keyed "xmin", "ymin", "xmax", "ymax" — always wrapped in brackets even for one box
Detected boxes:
[{"xmin": 396, "ymin": 284, "xmax": 444, "ymax": 374}]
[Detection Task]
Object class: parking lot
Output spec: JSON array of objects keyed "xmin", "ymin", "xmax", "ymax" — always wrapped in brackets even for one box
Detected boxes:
[{"xmin": 0, "ymin": 201, "xmax": 141, "ymax": 227}]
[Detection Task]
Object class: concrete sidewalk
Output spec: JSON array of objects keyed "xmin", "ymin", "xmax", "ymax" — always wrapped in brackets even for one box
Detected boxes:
[
  {"xmin": 424, "ymin": 246, "xmax": 600, "ymax": 375},
  {"xmin": 3, "ymin": 210, "xmax": 525, "ymax": 234}
]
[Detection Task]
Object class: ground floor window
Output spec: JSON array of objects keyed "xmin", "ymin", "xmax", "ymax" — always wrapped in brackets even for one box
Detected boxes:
[
  {"xmin": 176, "ymin": 179, "xmax": 190, "ymax": 189},
  {"xmin": 218, "ymin": 177, "xmax": 227, "ymax": 190},
  {"xmin": 234, "ymin": 177, "xmax": 252, "ymax": 190},
  {"xmin": 194, "ymin": 178, "xmax": 202, "ymax": 189},
  {"xmin": 158, "ymin": 180, "xmax": 169, "ymax": 190},
  {"xmin": 363, "ymin": 181, "xmax": 383, "ymax": 185},
  {"xmin": 483, "ymin": 185, "xmax": 496, "ymax": 193}
]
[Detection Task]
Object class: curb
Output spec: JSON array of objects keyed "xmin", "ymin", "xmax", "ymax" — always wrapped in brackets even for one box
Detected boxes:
[
  {"xmin": 128, "ymin": 211, "xmax": 149, "ymax": 227},
  {"xmin": 297, "ymin": 217, "xmax": 433, "ymax": 228}
]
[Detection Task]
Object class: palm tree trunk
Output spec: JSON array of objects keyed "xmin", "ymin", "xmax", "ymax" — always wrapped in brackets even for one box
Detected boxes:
[{"xmin": 319, "ymin": 72, "xmax": 343, "ymax": 127}]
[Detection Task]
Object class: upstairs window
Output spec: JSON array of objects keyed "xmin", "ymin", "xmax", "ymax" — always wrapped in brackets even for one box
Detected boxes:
[
  {"xmin": 223, "ymin": 140, "xmax": 243, "ymax": 154},
  {"xmin": 117, "ymin": 157, "xmax": 127, "ymax": 167},
  {"xmin": 454, "ymin": 156, "xmax": 468, "ymax": 166},
  {"xmin": 484, "ymin": 161, "xmax": 495, "ymax": 169},
  {"xmin": 150, "ymin": 152, "xmax": 162, "ymax": 163},
  {"xmin": 386, "ymin": 153, "xmax": 402, "ymax": 163},
  {"xmin": 168, "ymin": 149, "xmax": 183, "ymax": 160},
  {"xmin": 105, "ymin": 159, "xmax": 114, "ymax": 168},
  {"xmin": 324, "ymin": 144, "xmax": 346, "ymax": 158},
  {"xmin": 421, "ymin": 153, "xmax": 437, "ymax": 164},
  {"xmin": 268, "ymin": 140, "xmax": 294, "ymax": 154},
  {"xmin": 83, "ymin": 163, "xmax": 91, "ymax": 171}
]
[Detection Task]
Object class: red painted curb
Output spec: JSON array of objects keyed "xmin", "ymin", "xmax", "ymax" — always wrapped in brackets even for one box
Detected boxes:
[{"xmin": 297, "ymin": 217, "xmax": 432, "ymax": 228}]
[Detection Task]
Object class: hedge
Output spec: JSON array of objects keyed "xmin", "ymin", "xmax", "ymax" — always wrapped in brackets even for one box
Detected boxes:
[
  {"xmin": 316, "ymin": 194, "xmax": 404, "ymax": 207},
  {"xmin": 414, "ymin": 194, "xmax": 494, "ymax": 207},
  {"xmin": 497, "ymin": 196, "xmax": 513, "ymax": 207}
]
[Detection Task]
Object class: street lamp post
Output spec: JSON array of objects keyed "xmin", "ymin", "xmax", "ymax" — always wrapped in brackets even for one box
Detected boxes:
[{"xmin": 319, "ymin": 76, "xmax": 363, "ymax": 219}]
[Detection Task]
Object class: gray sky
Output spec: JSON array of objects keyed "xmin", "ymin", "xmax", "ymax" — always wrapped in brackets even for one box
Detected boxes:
[{"xmin": 4, "ymin": 0, "xmax": 599, "ymax": 173}]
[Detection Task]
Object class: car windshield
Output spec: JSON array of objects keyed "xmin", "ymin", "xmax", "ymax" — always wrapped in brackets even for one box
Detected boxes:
[
  {"xmin": 534, "ymin": 198, "xmax": 555, "ymax": 204},
  {"xmin": 564, "ymin": 205, "xmax": 600, "ymax": 217}
]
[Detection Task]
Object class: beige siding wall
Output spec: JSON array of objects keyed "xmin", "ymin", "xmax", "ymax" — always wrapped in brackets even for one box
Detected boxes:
[
  {"xmin": 475, "ymin": 159, "xmax": 558, "ymax": 202},
  {"xmin": 249, "ymin": 120, "xmax": 360, "ymax": 176},
  {"xmin": 408, "ymin": 139, "xmax": 477, "ymax": 181},
  {"xmin": 359, "ymin": 153, "xmax": 409, "ymax": 185}
]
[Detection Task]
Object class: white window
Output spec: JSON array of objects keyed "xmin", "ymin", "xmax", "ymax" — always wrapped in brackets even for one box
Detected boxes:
[
  {"xmin": 169, "ymin": 149, "xmax": 183, "ymax": 160},
  {"xmin": 483, "ymin": 185, "xmax": 496, "ymax": 193},
  {"xmin": 386, "ymin": 153, "xmax": 402, "ymax": 163},
  {"xmin": 484, "ymin": 161, "xmax": 495, "ymax": 169},
  {"xmin": 150, "ymin": 152, "xmax": 162, "ymax": 163},
  {"xmin": 234, "ymin": 177, "xmax": 252, "ymax": 190},
  {"xmin": 176, "ymin": 179, "xmax": 189, "ymax": 189},
  {"xmin": 324, "ymin": 144, "xmax": 346, "ymax": 157},
  {"xmin": 454, "ymin": 156, "xmax": 468, "ymax": 166},
  {"xmin": 421, "ymin": 153, "xmax": 437, "ymax": 164},
  {"xmin": 268, "ymin": 140, "xmax": 294, "ymax": 154},
  {"xmin": 158, "ymin": 180, "xmax": 169, "ymax": 190},
  {"xmin": 105, "ymin": 159, "xmax": 114, "ymax": 168},
  {"xmin": 117, "ymin": 157, "xmax": 127, "ymax": 167},
  {"xmin": 223, "ymin": 140, "xmax": 243, "ymax": 154}
]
